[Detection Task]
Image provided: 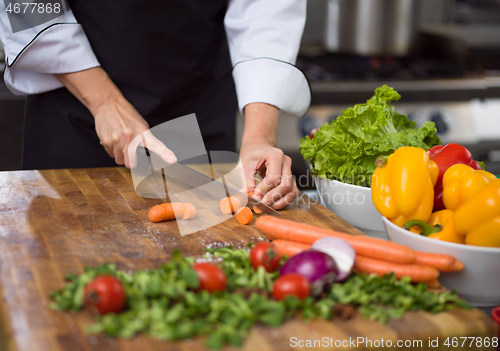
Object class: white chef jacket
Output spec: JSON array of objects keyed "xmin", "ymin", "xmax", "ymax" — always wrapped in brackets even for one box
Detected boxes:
[{"xmin": 0, "ymin": 0, "xmax": 311, "ymax": 117}]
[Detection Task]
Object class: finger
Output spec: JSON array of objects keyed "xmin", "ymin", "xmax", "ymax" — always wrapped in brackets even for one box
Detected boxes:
[
  {"xmin": 112, "ymin": 127, "xmax": 135, "ymax": 167},
  {"xmin": 127, "ymin": 133, "xmax": 144, "ymax": 169},
  {"xmin": 99, "ymin": 131, "xmax": 115, "ymax": 158},
  {"xmin": 253, "ymin": 149, "xmax": 285, "ymax": 201},
  {"xmin": 123, "ymin": 143, "xmax": 130, "ymax": 169},
  {"xmin": 142, "ymin": 131, "xmax": 177, "ymax": 165},
  {"xmin": 236, "ymin": 159, "xmax": 257, "ymax": 195},
  {"xmin": 148, "ymin": 139, "xmax": 177, "ymax": 165},
  {"xmin": 270, "ymin": 187, "xmax": 298, "ymax": 210},
  {"xmin": 262, "ymin": 156, "xmax": 295, "ymax": 205},
  {"xmin": 98, "ymin": 131, "xmax": 116, "ymax": 159},
  {"xmin": 113, "ymin": 143, "xmax": 125, "ymax": 165}
]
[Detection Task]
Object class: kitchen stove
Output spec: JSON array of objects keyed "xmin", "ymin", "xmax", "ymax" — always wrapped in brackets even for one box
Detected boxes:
[
  {"xmin": 296, "ymin": 54, "xmax": 466, "ymax": 83},
  {"xmin": 269, "ymin": 51, "xmax": 500, "ymax": 181}
]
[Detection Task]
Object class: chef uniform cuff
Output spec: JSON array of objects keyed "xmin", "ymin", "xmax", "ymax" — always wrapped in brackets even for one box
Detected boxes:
[
  {"xmin": 233, "ymin": 58, "xmax": 311, "ymax": 117},
  {"xmin": 4, "ymin": 23, "xmax": 100, "ymax": 95}
]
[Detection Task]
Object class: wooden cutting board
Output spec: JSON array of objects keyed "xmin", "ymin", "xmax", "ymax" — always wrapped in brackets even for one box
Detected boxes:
[{"xmin": 0, "ymin": 167, "xmax": 497, "ymax": 351}]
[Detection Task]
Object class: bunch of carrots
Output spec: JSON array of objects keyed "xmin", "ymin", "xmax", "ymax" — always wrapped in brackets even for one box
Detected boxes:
[
  {"xmin": 255, "ymin": 216, "xmax": 465, "ymax": 287},
  {"xmin": 147, "ymin": 202, "xmax": 465, "ymax": 287}
]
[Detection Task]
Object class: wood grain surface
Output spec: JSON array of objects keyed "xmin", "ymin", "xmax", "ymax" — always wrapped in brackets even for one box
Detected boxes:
[{"xmin": 0, "ymin": 167, "xmax": 497, "ymax": 351}]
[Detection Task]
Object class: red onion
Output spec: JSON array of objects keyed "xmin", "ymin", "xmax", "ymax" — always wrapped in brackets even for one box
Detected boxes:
[
  {"xmin": 311, "ymin": 237, "xmax": 355, "ymax": 282},
  {"xmin": 280, "ymin": 250, "xmax": 338, "ymax": 296}
]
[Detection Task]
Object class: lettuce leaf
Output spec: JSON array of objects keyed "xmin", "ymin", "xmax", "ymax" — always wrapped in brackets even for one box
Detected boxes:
[{"xmin": 299, "ymin": 85, "xmax": 441, "ymax": 187}]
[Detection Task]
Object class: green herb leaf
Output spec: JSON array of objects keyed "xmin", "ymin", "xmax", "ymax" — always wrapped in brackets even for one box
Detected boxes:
[{"xmin": 49, "ymin": 247, "xmax": 470, "ymax": 350}]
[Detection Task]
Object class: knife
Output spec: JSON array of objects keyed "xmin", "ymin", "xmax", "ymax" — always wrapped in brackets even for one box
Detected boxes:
[
  {"xmin": 161, "ymin": 162, "xmax": 281, "ymax": 216},
  {"xmin": 133, "ymin": 141, "xmax": 281, "ymax": 216}
]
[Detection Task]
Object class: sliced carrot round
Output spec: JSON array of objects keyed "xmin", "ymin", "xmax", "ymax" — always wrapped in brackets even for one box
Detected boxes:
[
  {"xmin": 220, "ymin": 196, "xmax": 241, "ymax": 214},
  {"xmin": 236, "ymin": 206, "xmax": 253, "ymax": 225},
  {"xmin": 252, "ymin": 205, "xmax": 263, "ymax": 214},
  {"xmin": 170, "ymin": 202, "xmax": 185, "ymax": 219},
  {"xmin": 182, "ymin": 203, "xmax": 196, "ymax": 220}
]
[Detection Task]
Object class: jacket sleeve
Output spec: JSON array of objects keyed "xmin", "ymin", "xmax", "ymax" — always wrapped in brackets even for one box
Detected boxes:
[
  {"xmin": 0, "ymin": 2, "xmax": 99, "ymax": 95},
  {"xmin": 224, "ymin": 0, "xmax": 311, "ymax": 117}
]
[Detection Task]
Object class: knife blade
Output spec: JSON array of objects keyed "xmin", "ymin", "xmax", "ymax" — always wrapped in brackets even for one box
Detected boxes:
[{"xmin": 161, "ymin": 162, "xmax": 281, "ymax": 216}]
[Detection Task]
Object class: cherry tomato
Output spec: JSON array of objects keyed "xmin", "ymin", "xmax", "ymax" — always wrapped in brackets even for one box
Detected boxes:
[
  {"xmin": 192, "ymin": 262, "xmax": 227, "ymax": 292},
  {"xmin": 84, "ymin": 275, "xmax": 126, "ymax": 314},
  {"xmin": 272, "ymin": 273, "xmax": 310, "ymax": 301},
  {"xmin": 249, "ymin": 242, "xmax": 281, "ymax": 273},
  {"xmin": 309, "ymin": 127, "xmax": 319, "ymax": 139}
]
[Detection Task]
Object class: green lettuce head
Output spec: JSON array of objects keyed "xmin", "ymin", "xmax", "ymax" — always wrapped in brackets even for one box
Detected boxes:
[{"xmin": 299, "ymin": 85, "xmax": 441, "ymax": 187}]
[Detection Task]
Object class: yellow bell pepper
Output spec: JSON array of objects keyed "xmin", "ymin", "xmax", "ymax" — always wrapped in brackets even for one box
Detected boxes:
[
  {"xmin": 442, "ymin": 164, "xmax": 497, "ymax": 211},
  {"xmin": 371, "ymin": 147, "xmax": 438, "ymax": 227},
  {"xmin": 403, "ymin": 210, "xmax": 465, "ymax": 244},
  {"xmin": 407, "ymin": 208, "xmax": 453, "ymax": 234},
  {"xmin": 428, "ymin": 209, "xmax": 454, "ymax": 227},
  {"xmin": 429, "ymin": 218, "xmax": 464, "ymax": 244},
  {"xmin": 454, "ymin": 179, "xmax": 500, "ymax": 247}
]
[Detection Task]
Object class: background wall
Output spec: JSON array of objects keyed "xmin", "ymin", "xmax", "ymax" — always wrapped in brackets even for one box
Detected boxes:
[{"xmin": 1, "ymin": 0, "xmax": 500, "ymax": 175}]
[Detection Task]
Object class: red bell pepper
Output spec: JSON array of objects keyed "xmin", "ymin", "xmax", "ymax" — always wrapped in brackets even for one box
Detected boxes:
[{"xmin": 428, "ymin": 143, "xmax": 483, "ymax": 211}]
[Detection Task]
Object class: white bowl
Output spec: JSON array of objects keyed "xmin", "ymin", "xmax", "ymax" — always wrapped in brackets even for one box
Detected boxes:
[
  {"xmin": 314, "ymin": 177, "xmax": 384, "ymax": 233},
  {"xmin": 382, "ymin": 216, "xmax": 500, "ymax": 307}
]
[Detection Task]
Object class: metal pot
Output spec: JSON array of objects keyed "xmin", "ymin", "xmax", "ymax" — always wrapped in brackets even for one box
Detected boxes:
[{"xmin": 324, "ymin": 0, "xmax": 418, "ymax": 56}]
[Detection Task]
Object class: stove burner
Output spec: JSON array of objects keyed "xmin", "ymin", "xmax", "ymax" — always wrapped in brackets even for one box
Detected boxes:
[{"xmin": 296, "ymin": 54, "xmax": 465, "ymax": 83}]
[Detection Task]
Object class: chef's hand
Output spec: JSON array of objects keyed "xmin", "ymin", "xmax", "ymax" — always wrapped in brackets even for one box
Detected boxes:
[
  {"xmin": 55, "ymin": 67, "xmax": 176, "ymax": 168},
  {"xmin": 239, "ymin": 102, "xmax": 298, "ymax": 210}
]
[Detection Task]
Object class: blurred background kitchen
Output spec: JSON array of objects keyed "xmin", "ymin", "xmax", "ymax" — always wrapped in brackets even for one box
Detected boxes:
[{"xmin": 1, "ymin": 0, "xmax": 500, "ymax": 184}]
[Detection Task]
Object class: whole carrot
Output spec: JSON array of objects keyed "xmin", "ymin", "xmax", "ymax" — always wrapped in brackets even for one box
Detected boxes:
[
  {"xmin": 271, "ymin": 239, "xmax": 444, "ymax": 286},
  {"xmin": 255, "ymin": 216, "xmax": 416, "ymax": 264},
  {"xmin": 353, "ymin": 255, "xmax": 440, "ymax": 283},
  {"xmin": 272, "ymin": 239, "xmax": 310, "ymax": 258},
  {"xmin": 413, "ymin": 250, "xmax": 464, "ymax": 273}
]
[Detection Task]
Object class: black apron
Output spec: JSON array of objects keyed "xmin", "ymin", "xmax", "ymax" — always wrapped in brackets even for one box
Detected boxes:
[{"xmin": 22, "ymin": 0, "xmax": 237, "ymax": 170}]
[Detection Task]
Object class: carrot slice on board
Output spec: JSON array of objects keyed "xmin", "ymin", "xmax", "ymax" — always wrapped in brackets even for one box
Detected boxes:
[
  {"xmin": 253, "ymin": 205, "xmax": 263, "ymax": 214},
  {"xmin": 236, "ymin": 206, "xmax": 253, "ymax": 225},
  {"xmin": 170, "ymin": 202, "xmax": 185, "ymax": 219},
  {"xmin": 220, "ymin": 196, "xmax": 241, "ymax": 214},
  {"xmin": 246, "ymin": 191, "xmax": 263, "ymax": 213},
  {"xmin": 148, "ymin": 202, "xmax": 187, "ymax": 222},
  {"xmin": 182, "ymin": 203, "xmax": 196, "ymax": 220}
]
